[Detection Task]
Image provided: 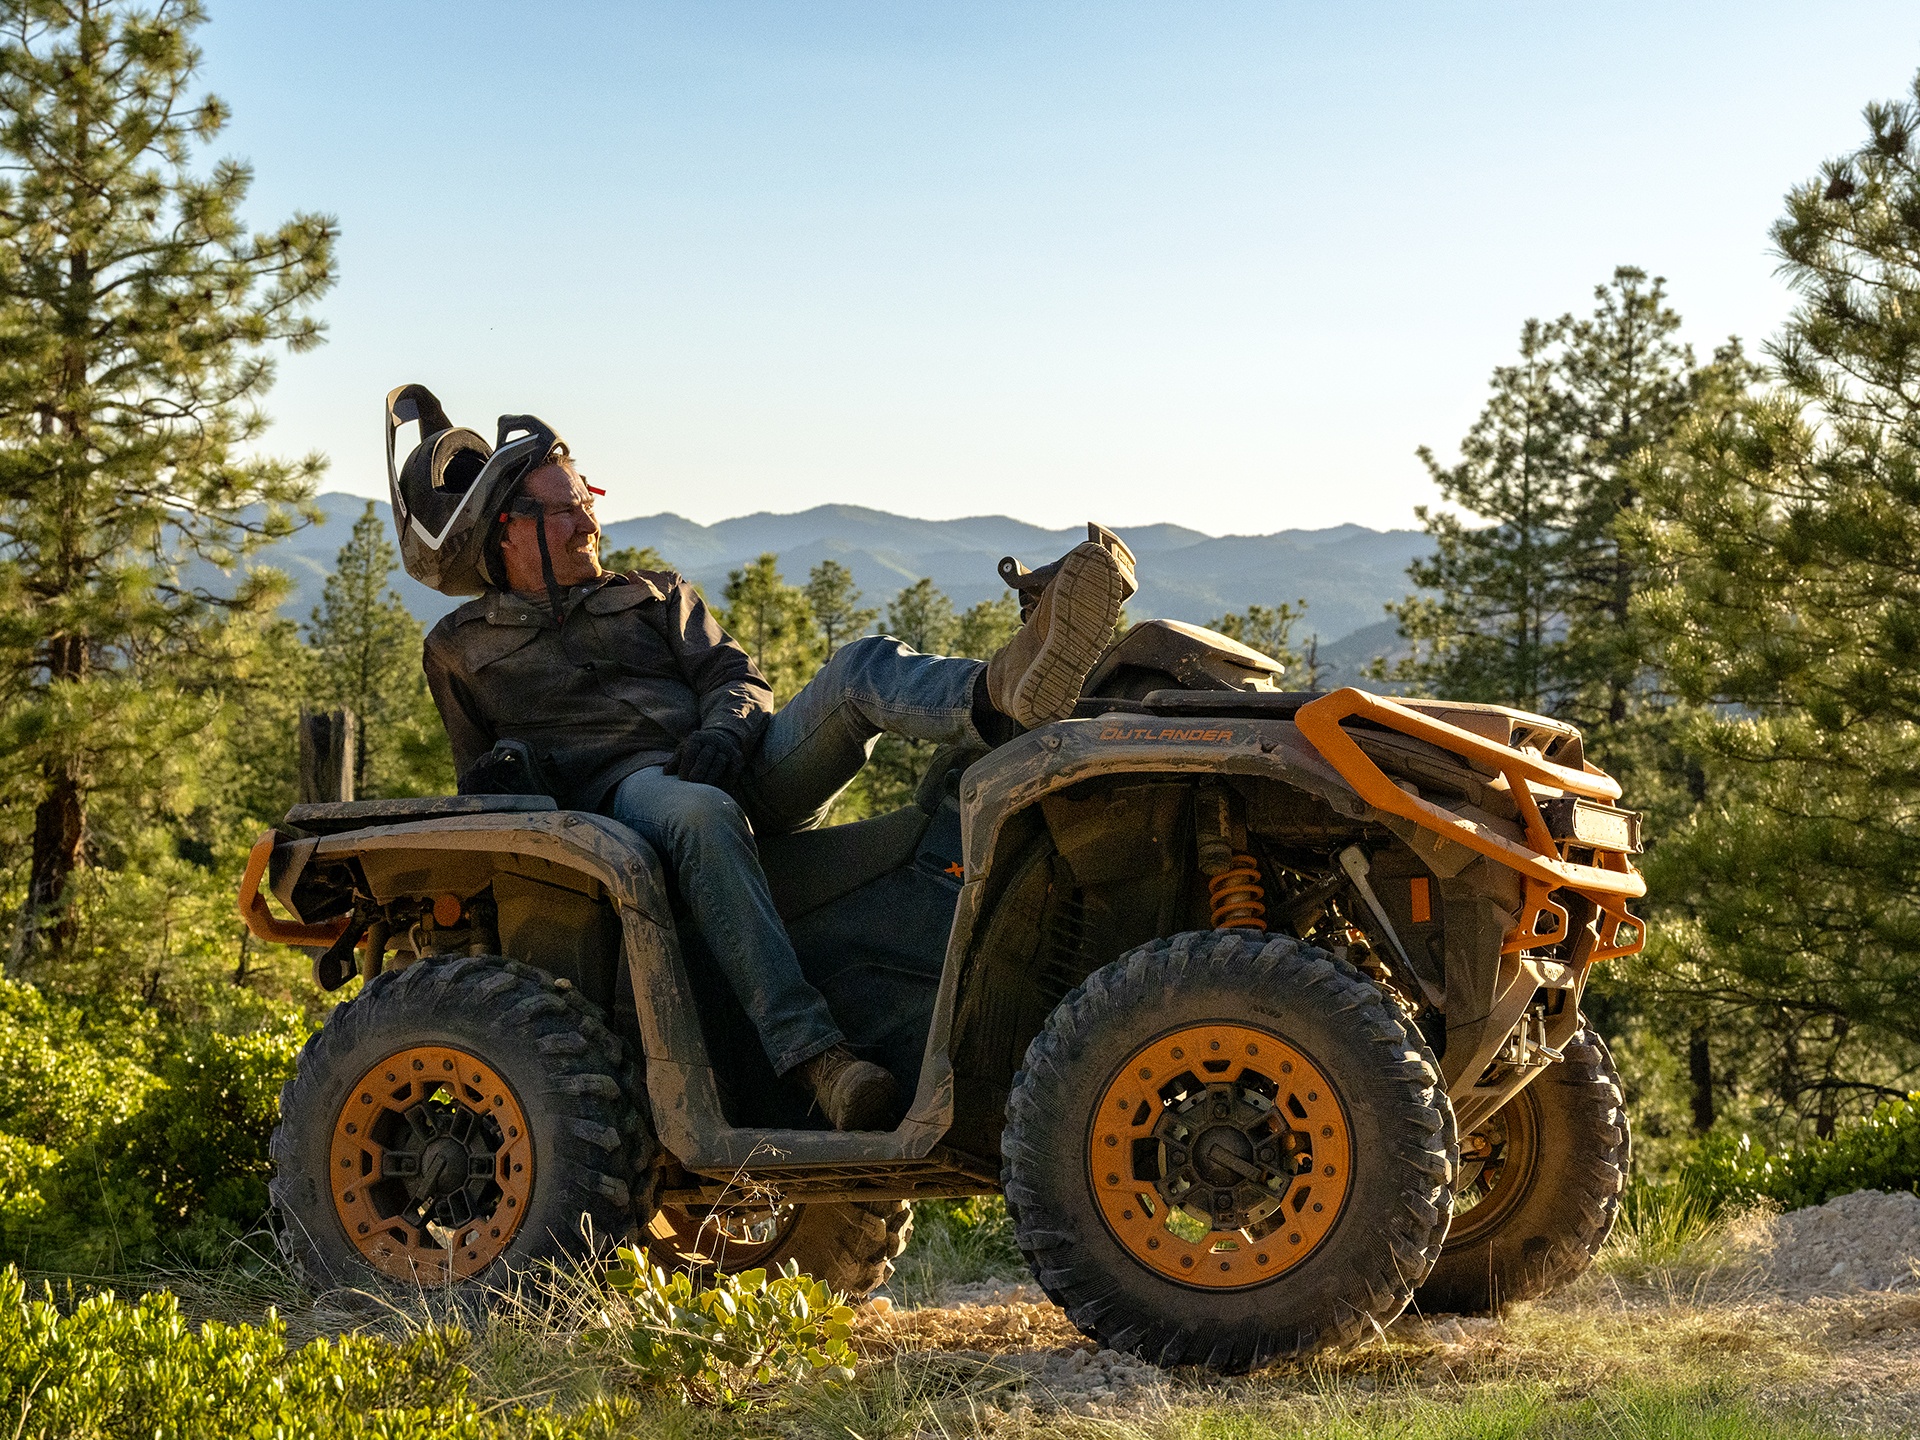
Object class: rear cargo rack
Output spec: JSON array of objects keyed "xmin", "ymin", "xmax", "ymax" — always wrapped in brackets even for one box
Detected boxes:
[{"xmin": 1295, "ymin": 688, "xmax": 1644, "ymax": 960}]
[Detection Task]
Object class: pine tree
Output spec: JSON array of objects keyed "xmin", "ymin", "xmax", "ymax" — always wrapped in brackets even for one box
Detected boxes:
[
  {"xmin": 953, "ymin": 592, "xmax": 1019, "ymax": 660},
  {"xmin": 1631, "ymin": 71, "xmax": 1920, "ymax": 1132},
  {"xmin": 805, "ymin": 559, "xmax": 877, "ymax": 655},
  {"xmin": 307, "ymin": 503, "xmax": 450, "ymax": 798},
  {"xmin": 886, "ymin": 578, "xmax": 958, "ymax": 655},
  {"xmin": 600, "ymin": 543, "xmax": 666, "ymax": 574},
  {"xmin": 1385, "ymin": 319, "xmax": 1579, "ymax": 712},
  {"xmin": 718, "ymin": 553, "xmax": 820, "ymax": 703},
  {"xmin": 0, "ymin": 1, "xmax": 335, "ymax": 957},
  {"xmin": 1558, "ymin": 269, "xmax": 1699, "ymax": 728}
]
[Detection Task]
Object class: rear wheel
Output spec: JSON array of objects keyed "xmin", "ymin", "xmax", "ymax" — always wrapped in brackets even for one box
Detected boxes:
[
  {"xmin": 1414, "ymin": 1023, "xmax": 1628, "ymax": 1314},
  {"xmin": 271, "ymin": 955, "xmax": 653, "ymax": 1291},
  {"xmin": 1003, "ymin": 930, "xmax": 1454, "ymax": 1371},
  {"xmin": 643, "ymin": 1199, "xmax": 912, "ymax": 1298}
]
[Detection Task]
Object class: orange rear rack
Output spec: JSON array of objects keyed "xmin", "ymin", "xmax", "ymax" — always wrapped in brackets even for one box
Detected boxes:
[
  {"xmin": 1294, "ymin": 688, "xmax": 1645, "ymax": 959},
  {"xmin": 236, "ymin": 830, "xmax": 352, "ymax": 947}
]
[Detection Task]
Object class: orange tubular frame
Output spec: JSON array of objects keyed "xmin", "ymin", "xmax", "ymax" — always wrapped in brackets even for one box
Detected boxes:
[
  {"xmin": 236, "ymin": 830, "xmax": 351, "ymax": 947},
  {"xmin": 1294, "ymin": 689, "xmax": 1645, "ymax": 960}
]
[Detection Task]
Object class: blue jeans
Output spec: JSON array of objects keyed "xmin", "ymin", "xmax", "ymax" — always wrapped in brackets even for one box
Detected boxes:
[{"xmin": 607, "ymin": 636, "xmax": 985, "ymax": 1075}]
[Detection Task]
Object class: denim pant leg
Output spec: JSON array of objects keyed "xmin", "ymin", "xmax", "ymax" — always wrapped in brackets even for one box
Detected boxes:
[
  {"xmin": 608, "ymin": 766, "xmax": 843, "ymax": 1075},
  {"xmin": 740, "ymin": 634, "xmax": 987, "ymax": 833}
]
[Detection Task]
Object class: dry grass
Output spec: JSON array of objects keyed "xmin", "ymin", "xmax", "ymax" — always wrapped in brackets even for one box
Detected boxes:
[{"xmin": 102, "ymin": 1197, "xmax": 1915, "ymax": 1438}]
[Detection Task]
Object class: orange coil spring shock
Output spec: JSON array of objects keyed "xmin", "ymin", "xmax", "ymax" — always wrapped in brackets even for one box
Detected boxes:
[{"xmin": 1208, "ymin": 855, "xmax": 1267, "ymax": 930}]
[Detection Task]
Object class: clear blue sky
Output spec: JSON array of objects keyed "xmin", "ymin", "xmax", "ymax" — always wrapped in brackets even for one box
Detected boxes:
[{"xmin": 203, "ymin": 2, "xmax": 1920, "ymax": 535}]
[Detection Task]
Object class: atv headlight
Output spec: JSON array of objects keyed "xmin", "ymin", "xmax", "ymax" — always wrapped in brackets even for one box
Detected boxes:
[{"xmin": 1541, "ymin": 796, "xmax": 1641, "ymax": 854}]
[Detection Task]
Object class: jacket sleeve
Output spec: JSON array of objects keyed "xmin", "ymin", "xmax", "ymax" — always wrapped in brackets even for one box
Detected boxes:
[
  {"xmin": 422, "ymin": 629, "xmax": 497, "ymax": 780},
  {"xmin": 652, "ymin": 573, "xmax": 775, "ymax": 741}
]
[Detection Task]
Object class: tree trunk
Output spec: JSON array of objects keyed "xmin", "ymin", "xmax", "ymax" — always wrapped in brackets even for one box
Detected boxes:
[
  {"xmin": 23, "ymin": 762, "xmax": 85, "ymax": 959},
  {"xmin": 1688, "ymin": 1024, "xmax": 1715, "ymax": 1134},
  {"xmin": 22, "ymin": 631, "xmax": 89, "ymax": 962},
  {"xmin": 299, "ymin": 708, "xmax": 358, "ymax": 804}
]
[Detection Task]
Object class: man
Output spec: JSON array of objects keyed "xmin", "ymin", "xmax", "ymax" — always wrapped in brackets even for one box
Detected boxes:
[{"xmin": 423, "ymin": 450, "xmax": 1134, "ymax": 1131}]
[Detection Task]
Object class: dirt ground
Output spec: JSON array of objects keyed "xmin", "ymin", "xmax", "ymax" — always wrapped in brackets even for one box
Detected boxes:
[{"xmin": 849, "ymin": 1190, "xmax": 1920, "ymax": 1435}]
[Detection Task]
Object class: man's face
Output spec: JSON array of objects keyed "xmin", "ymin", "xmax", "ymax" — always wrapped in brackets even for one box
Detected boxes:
[{"xmin": 500, "ymin": 461, "xmax": 603, "ymax": 594}]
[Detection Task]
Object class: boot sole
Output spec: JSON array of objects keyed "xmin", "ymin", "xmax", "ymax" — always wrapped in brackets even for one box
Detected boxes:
[{"xmin": 1009, "ymin": 543, "xmax": 1130, "ymax": 727}]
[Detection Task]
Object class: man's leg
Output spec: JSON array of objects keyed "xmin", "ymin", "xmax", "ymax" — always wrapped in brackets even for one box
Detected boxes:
[
  {"xmin": 608, "ymin": 766, "xmax": 845, "ymax": 1076},
  {"xmin": 739, "ymin": 529, "xmax": 1138, "ymax": 833},
  {"xmin": 739, "ymin": 634, "xmax": 989, "ymax": 834}
]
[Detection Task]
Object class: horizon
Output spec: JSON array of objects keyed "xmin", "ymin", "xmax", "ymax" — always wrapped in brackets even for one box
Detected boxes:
[{"xmin": 309, "ymin": 489, "xmax": 1425, "ymax": 546}]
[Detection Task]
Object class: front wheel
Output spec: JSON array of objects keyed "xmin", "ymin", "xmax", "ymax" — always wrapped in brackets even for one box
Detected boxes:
[
  {"xmin": 1002, "ymin": 930, "xmax": 1455, "ymax": 1371},
  {"xmin": 1414, "ymin": 1023, "xmax": 1628, "ymax": 1314},
  {"xmin": 271, "ymin": 956, "xmax": 653, "ymax": 1292}
]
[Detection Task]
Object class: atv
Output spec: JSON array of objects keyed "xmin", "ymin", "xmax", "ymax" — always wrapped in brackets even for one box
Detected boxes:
[{"xmin": 242, "ymin": 618, "xmax": 1643, "ymax": 1369}]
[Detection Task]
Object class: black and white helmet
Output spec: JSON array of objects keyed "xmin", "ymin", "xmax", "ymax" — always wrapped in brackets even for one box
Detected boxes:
[{"xmin": 384, "ymin": 384, "xmax": 566, "ymax": 596}]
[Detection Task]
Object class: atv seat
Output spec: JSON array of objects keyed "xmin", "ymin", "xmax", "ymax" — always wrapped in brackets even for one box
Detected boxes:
[
  {"xmin": 756, "ymin": 743, "xmax": 979, "ymax": 922},
  {"xmin": 283, "ymin": 794, "xmax": 558, "ymax": 837}
]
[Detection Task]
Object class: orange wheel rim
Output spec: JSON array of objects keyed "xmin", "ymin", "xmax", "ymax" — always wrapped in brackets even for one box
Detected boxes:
[
  {"xmin": 1089, "ymin": 1021, "xmax": 1352, "ymax": 1289},
  {"xmin": 330, "ymin": 1045, "xmax": 534, "ymax": 1283}
]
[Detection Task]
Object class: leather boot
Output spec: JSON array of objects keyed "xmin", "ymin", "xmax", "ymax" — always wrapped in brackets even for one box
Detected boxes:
[
  {"xmin": 986, "ymin": 523, "xmax": 1137, "ymax": 728},
  {"xmin": 797, "ymin": 1044, "xmax": 900, "ymax": 1131}
]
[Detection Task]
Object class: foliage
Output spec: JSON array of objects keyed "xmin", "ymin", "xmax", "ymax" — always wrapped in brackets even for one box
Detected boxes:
[
  {"xmin": 0, "ymin": 1269, "xmax": 498, "ymax": 1439},
  {"xmin": 1681, "ymin": 1092, "xmax": 1920, "ymax": 1213},
  {"xmin": 1383, "ymin": 270, "xmax": 1736, "ymax": 726},
  {"xmin": 718, "ymin": 554, "xmax": 821, "ymax": 703},
  {"xmin": 888, "ymin": 1195, "xmax": 1022, "ymax": 1304},
  {"xmin": 600, "ymin": 543, "xmax": 667, "ymax": 575},
  {"xmin": 952, "ymin": 591, "xmax": 1019, "ymax": 661},
  {"xmin": 1387, "ymin": 317, "xmax": 1579, "ymax": 712},
  {"xmin": 601, "ymin": 1247, "xmax": 854, "ymax": 1405},
  {"xmin": 803, "ymin": 559, "xmax": 876, "ymax": 654},
  {"xmin": 885, "ymin": 577, "xmax": 957, "ymax": 656},
  {"xmin": 0, "ymin": 971, "xmax": 306, "ymax": 1271},
  {"xmin": 0, "ymin": 0, "xmax": 335, "ymax": 958},
  {"xmin": 306, "ymin": 502, "xmax": 452, "ymax": 798},
  {"xmin": 1628, "ymin": 72, "xmax": 1920, "ymax": 1134}
]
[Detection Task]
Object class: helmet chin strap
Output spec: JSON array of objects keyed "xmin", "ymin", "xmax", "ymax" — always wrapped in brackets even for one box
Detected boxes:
[{"xmin": 533, "ymin": 511, "xmax": 567, "ymax": 625}]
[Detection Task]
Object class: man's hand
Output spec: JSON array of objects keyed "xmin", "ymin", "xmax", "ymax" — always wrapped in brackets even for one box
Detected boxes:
[{"xmin": 665, "ymin": 726, "xmax": 745, "ymax": 791}]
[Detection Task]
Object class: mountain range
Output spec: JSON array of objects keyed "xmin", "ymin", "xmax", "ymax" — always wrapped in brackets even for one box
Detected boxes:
[{"xmin": 258, "ymin": 494, "xmax": 1428, "ymax": 680}]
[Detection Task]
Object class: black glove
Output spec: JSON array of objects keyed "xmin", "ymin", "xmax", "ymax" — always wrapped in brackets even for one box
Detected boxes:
[{"xmin": 665, "ymin": 726, "xmax": 745, "ymax": 791}]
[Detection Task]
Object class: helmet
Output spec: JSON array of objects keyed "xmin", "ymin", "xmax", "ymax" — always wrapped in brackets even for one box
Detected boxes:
[{"xmin": 385, "ymin": 384, "xmax": 565, "ymax": 596}]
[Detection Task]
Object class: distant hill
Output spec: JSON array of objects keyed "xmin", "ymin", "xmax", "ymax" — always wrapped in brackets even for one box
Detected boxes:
[{"xmin": 248, "ymin": 494, "xmax": 1428, "ymax": 662}]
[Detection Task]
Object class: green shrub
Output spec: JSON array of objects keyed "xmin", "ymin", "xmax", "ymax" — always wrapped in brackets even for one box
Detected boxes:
[
  {"xmin": 1681, "ymin": 1091, "xmax": 1920, "ymax": 1213},
  {"xmin": 600, "ymin": 1246, "xmax": 855, "ymax": 1405},
  {"xmin": 108, "ymin": 1020, "xmax": 308, "ymax": 1262},
  {"xmin": 0, "ymin": 994, "xmax": 306, "ymax": 1272},
  {"xmin": 0, "ymin": 1265, "xmax": 478, "ymax": 1439},
  {"xmin": 0, "ymin": 979, "xmax": 155, "ymax": 1152}
]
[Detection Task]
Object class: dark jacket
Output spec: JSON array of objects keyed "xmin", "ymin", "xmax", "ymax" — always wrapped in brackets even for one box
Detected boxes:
[{"xmin": 422, "ymin": 569, "xmax": 773, "ymax": 810}]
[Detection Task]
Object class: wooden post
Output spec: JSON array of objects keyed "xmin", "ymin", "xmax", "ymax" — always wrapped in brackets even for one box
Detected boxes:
[{"xmin": 298, "ymin": 708, "xmax": 358, "ymax": 804}]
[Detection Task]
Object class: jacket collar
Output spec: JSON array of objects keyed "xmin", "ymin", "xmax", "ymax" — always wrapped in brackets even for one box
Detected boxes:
[{"xmin": 457, "ymin": 571, "xmax": 667, "ymax": 628}]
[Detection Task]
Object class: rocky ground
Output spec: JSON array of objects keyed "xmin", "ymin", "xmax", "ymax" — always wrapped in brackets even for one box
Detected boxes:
[{"xmin": 850, "ymin": 1190, "xmax": 1920, "ymax": 1435}]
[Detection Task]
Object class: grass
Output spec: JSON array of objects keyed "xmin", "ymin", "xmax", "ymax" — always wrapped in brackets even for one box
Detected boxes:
[
  {"xmin": 3, "ymin": 1193, "xmax": 1898, "ymax": 1439},
  {"xmin": 885, "ymin": 1196, "xmax": 1026, "ymax": 1306}
]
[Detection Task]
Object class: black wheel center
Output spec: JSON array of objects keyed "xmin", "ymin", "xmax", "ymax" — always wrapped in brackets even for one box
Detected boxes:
[
  {"xmin": 1145, "ymin": 1075, "xmax": 1309, "ymax": 1231},
  {"xmin": 1192, "ymin": 1125, "xmax": 1256, "ymax": 1186},
  {"xmin": 369, "ymin": 1097, "xmax": 507, "ymax": 1231},
  {"xmin": 419, "ymin": 1135, "xmax": 470, "ymax": 1198}
]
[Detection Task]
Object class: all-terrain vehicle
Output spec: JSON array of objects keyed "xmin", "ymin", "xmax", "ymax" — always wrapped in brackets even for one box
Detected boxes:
[{"xmin": 242, "ymin": 617, "xmax": 1644, "ymax": 1370}]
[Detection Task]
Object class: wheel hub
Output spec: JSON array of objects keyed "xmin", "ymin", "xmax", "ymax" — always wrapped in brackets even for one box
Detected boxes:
[
  {"xmin": 331, "ymin": 1045, "xmax": 534, "ymax": 1282},
  {"xmin": 1090, "ymin": 1021, "xmax": 1351, "ymax": 1289}
]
